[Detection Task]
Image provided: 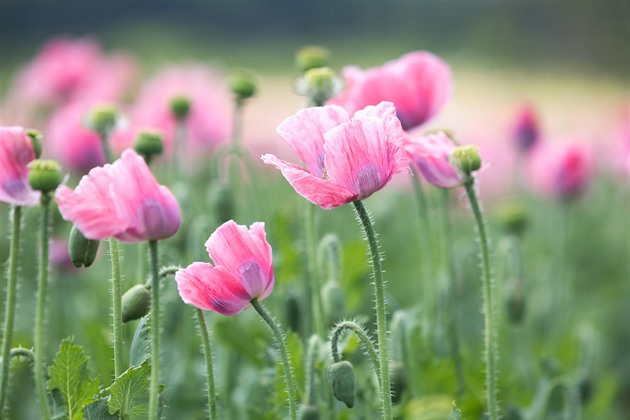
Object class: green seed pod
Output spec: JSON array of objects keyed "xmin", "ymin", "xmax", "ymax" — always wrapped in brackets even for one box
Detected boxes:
[
  {"xmin": 170, "ymin": 95, "xmax": 191, "ymax": 120},
  {"xmin": 86, "ymin": 104, "xmax": 119, "ymax": 135},
  {"xmin": 122, "ymin": 284, "xmax": 152, "ymax": 323},
  {"xmin": 298, "ymin": 403, "xmax": 320, "ymax": 420},
  {"xmin": 390, "ymin": 360, "xmax": 408, "ymax": 404},
  {"xmin": 322, "ymin": 280, "xmax": 345, "ymax": 324},
  {"xmin": 506, "ymin": 281, "xmax": 526, "ymax": 325},
  {"xmin": 134, "ymin": 130, "xmax": 164, "ymax": 162},
  {"xmin": 295, "ymin": 46, "xmax": 330, "ymax": 73},
  {"xmin": 328, "ymin": 361, "xmax": 356, "ymax": 408},
  {"xmin": 449, "ymin": 145, "xmax": 481, "ymax": 179},
  {"xmin": 295, "ymin": 67, "xmax": 342, "ymax": 106},
  {"xmin": 25, "ymin": 129, "xmax": 43, "ymax": 158},
  {"xmin": 68, "ymin": 225, "xmax": 100, "ymax": 268},
  {"xmin": 28, "ymin": 160, "xmax": 63, "ymax": 193},
  {"xmin": 496, "ymin": 200, "xmax": 528, "ymax": 236},
  {"xmin": 230, "ymin": 69, "xmax": 257, "ymax": 103}
]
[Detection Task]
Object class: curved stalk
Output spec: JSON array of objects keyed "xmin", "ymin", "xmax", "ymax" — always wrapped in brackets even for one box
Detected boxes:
[{"xmin": 330, "ymin": 321, "xmax": 381, "ymax": 388}]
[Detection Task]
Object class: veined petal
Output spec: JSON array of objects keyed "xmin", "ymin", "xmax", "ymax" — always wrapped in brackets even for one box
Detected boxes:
[
  {"xmin": 262, "ymin": 154, "xmax": 356, "ymax": 209},
  {"xmin": 276, "ymin": 106, "xmax": 349, "ymax": 177},
  {"xmin": 175, "ymin": 262, "xmax": 252, "ymax": 316},
  {"xmin": 405, "ymin": 131, "xmax": 463, "ymax": 189}
]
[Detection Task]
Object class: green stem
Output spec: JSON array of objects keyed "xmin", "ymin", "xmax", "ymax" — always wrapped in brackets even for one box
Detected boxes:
[
  {"xmin": 195, "ymin": 308, "xmax": 216, "ymax": 420},
  {"xmin": 148, "ymin": 240, "xmax": 160, "ymax": 420},
  {"xmin": 100, "ymin": 131, "xmax": 114, "ymax": 164},
  {"xmin": 352, "ymin": 200, "xmax": 392, "ymax": 419},
  {"xmin": 137, "ymin": 242, "xmax": 148, "ymax": 287},
  {"xmin": 463, "ymin": 181, "xmax": 499, "ymax": 420},
  {"xmin": 304, "ymin": 335, "xmax": 320, "ymax": 405},
  {"xmin": 330, "ymin": 321, "xmax": 381, "ymax": 388},
  {"xmin": 304, "ymin": 202, "xmax": 324, "ymax": 337},
  {"xmin": 34, "ymin": 196, "xmax": 52, "ymax": 420},
  {"xmin": 250, "ymin": 298, "xmax": 297, "ymax": 420},
  {"xmin": 144, "ymin": 265, "xmax": 181, "ymax": 290},
  {"xmin": 0, "ymin": 206, "xmax": 22, "ymax": 414},
  {"xmin": 109, "ymin": 238, "xmax": 123, "ymax": 379},
  {"xmin": 10, "ymin": 347, "xmax": 35, "ymax": 363}
]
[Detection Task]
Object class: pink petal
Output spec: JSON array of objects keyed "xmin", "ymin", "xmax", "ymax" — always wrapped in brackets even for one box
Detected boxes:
[
  {"xmin": 204, "ymin": 221, "xmax": 274, "ymax": 299},
  {"xmin": 261, "ymin": 154, "xmax": 356, "ymax": 209},
  {"xmin": 276, "ymin": 105, "xmax": 349, "ymax": 177},
  {"xmin": 175, "ymin": 262, "xmax": 252, "ymax": 316},
  {"xmin": 0, "ymin": 126, "xmax": 40, "ymax": 206},
  {"xmin": 405, "ymin": 132, "xmax": 462, "ymax": 189}
]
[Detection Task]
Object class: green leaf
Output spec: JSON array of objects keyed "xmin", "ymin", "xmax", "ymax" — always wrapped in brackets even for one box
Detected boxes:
[
  {"xmin": 129, "ymin": 315, "xmax": 151, "ymax": 367},
  {"xmin": 448, "ymin": 401, "xmax": 463, "ymax": 420},
  {"xmin": 47, "ymin": 338, "xmax": 100, "ymax": 420},
  {"xmin": 107, "ymin": 362, "xmax": 151, "ymax": 419},
  {"xmin": 83, "ymin": 398, "xmax": 118, "ymax": 420}
]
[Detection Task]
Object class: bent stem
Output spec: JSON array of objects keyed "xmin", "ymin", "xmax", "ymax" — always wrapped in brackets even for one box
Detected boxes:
[
  {"xmin": 250, "ymin": 298, "xmax": 297, "ymax": 420},
  {"xmin": 0, "ymin": 206, "xmax": 22, "ymax": 414},
  {"xmin": 148, "ymin": 240, "xmax": 161, "ymax": 420},
  {"xmin": 34, "ymin": 195, "xmax": 52, "ymax": 420},
  {"xmin": 330, "ymin": 321, "xmax": 381, "ymax": 389},
  {"xmin": 109, "ymin": 238, "xmax": 123, "ymax": 379},
  {"xmin": 352, "ymin": 200, "xmax": 392, "ymax": 419},
  {"xmin": 195, "ymin": 308, "xmax": 217, "ymax": 420},
  {"xmin": 463, "ymin": 181, "xmax": 499, "ymax": 420}
]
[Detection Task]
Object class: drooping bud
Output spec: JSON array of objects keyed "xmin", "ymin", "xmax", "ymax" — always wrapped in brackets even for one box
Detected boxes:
[
  {"xmin": 295, "ymin": 67, "xmax": 343, "ymax": 107},
  {"xmin": 505, "ymin": 280, "xmax": 526, "ymax": 325},
  {"xmin": 449, "ymin": 145, "xmax": 481, "ymax": 181},
  {"xmin": 68, "ymin": 225, "xmax": 100, "ymax": 268},
  {"xmin": 298, "ymin": 403, "xmax": 320, "ymax": 420},
  {"xmin": 317, "ymin": 233, "xmax": 342, "ymax": 283},
  {"xmin": 208, "ymin": 181, "xmax": 234, "ymax": 225},
  {"xmin": 496, "ymin": 199, "xmax": 528, "ymax": 236},
  {"xmin": 25, "ymin": 129, "xmax": 43, "ymax": 158},
  {"xmin": 28, "ymin": 160, "xmax": 63, "ymax": 194},
  {"xmin": 122, "ymin": 284, "xmax": 152, "ymax": 323},
  {"xmin": 295, "ymin": 46, "xmax": 330, "ymax": 73},
  {"xmin": 134, "ymin": 130, "xmax": 164, "ymax": 164},
  {"xmin": 328, "ymin": 361, "xmax": 356, "ymax": 408},
  {"xmin": 85, "ymin": 104, "xmax": 119, "ymax": 136},
  {"xmin": 284, "ymin": 289, "xmax": 302, "ymax": 334},
  {"xmin": 170, "ymin": 95, "xmax": 191, "ymax": 121},
  {"xmin": 230, "ymin": 69, "xmax": 257, "ymax": 103}
]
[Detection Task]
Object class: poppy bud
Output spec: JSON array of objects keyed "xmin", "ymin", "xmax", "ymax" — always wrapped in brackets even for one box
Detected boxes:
[
  {"xmin": 122, "ymin": 284, "xmax": 152, "ymax": 323},
  {"xmin": 298, "ymin": 403, "xmax": 320, "ymax": 420},
  {"xmin": 449, "ymin": 145, "xmax": 481, "ymax": 180},
  {"xmin": 28, "ymin": 160, "xmax": 63, "ymax": 194},
  {"xmin": 390, "ymin": 360, "xmax": 408, "ymax": 404},
  {"xmin": 295, "ymin": 46, "xmax": 330, "ymax": 73},
  {"xmin": 170, "ymin": 95, "xmax": 191, "ymax": 121},
  {"xmin": 25, "ymin": 129, "xmax": 43, "ymax": 158},
  {"xmin": 230, "ymin": 69, "xmax": 257, "ymax": 103},
  {"xmin": 68, "ymin": 225, "xmax": 100, "ymax": 268},
  {"xmin": 208, "ymin": 181, "xmax": 234, "ymax": 225},
  {"xmin": 328, "ymin": 361, "xmax": 356, "ymax": 408},
  {"xmin": 86, "ymin": 104, "xmax": 119, "ymax": 136},
  {"xmin": 496, "ymin": 200, "xmax": 528, "ymax": 236},
  {"xmin": 134, "ymin": 130, "xmax": 164, "ymax": 163},
  {"xmin": 506, "ymin": 281, "xmax": 526, "ymax": 325},
  {"xmin": 295, "ymin": 67, "xmax": 342, "ymax": 106}
]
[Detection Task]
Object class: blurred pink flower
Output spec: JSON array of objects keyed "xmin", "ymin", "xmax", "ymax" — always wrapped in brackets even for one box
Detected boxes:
[
  {"xmin": 46, "ymin": 100, "xmax": 108, "ymax": 174},
  {"xmin": 329, "ymin": 51, "xmax": 451, "ymax": 130},
  {"xmin": 112, "ymin": 66, "xmax": 231, "ymax": 159},
  {"xmin": 0, "ymin": 126, "xmax": 40, "ymax": 206},
  {"xmin": 528, "ymin": 142, "xmax": 594, "ymax": 200},
  {"xmin": 79, "ymin": 52, "xmax": 139, "ymax": 103},
  {"xmin": 512, "ymin": 103, "xmax": 540, "ymax": 153},
  {"xmin": 262, "ymin": 102, "xmax": 410, "ymax": 209},
  {"xmin": 175, "ymin": 221, "xmax": 274, "ymax": 316},
  {"xmin": 55, "ymin": 149, "xmax": 180, "ymax": 242},
  {"xmin": 405, "ymin": 131, "xmax": 465, "ymax": 189}
]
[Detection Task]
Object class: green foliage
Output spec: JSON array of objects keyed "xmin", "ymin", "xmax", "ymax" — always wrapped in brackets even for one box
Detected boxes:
[
  {"xmin": 129, "ymin": 315, "xmax": 151, "ymax": 368},
  {"xmin": 107, "ymin": 362, "xmax": 151, "ymax": 419},
  {"xmin": 46, "ymin": 338, "xmax": 99, "ymax": 420},
  {"xmin": 84, "ymin": 398, "xmax": 118, "ymax": 420}
]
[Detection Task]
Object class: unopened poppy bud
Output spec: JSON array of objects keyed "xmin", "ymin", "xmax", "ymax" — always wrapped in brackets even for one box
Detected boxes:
[
  {"xmin": 298, "ymin": 403, "xmax": 320, "ymax": 420},
  {"xmin": 134, "ymin": 130, "xmax": 164, "ymax": 163},
  {"xmin": 322, "ymin": 281, "xmax": 345, "ymax": 324},
  {"xmin": 86, "ymin": 104, "xmax": 119, "ymax": 136},
  {"xmin": 390, "ymin": 360, "xmax": 408, "ymax": 404},
  {"xmin": 25, "ymin": 129, "xmax": 43, "ymax": 158},
  {"xmin": 68, "ymin": 225, "xmax": 99, "ymax": 268},
  {"xmin": 496, "ymin": 200, "xmax": 528, "ymax": 236},
  {"xmin": 317, "ymin": 233, "xmax": 342, "ymax": 283},
  {"xmin": 295, "ymin": 46, "xmax": 330, "ymax": 73},
  {"xmin": 449, "ymin": 145, "xmax": 481, "ymax": 180},
  {"xmin": 506, "ymin": 281, "xmax": 526, "ymax": 325},
  {"xmin": 208, "ymin": 181, "xmax": 234, "ymax": 224},
  {"xmin": 296, "ymin": 67, "xmax": 342, "ymax": 107},
  {"xmin": 122, "ymin": 284, "xmax": 152, "ymax": 323},
  {"xmin": 230, "ymin": 69, "xmax": 257, "ymax": 103},
  {"xmin": 328, "ymin": 361, "xmax": 356, "ymax": 408},
  {"xmin": 170, "ymin": 95, "xmax": 191, "ymax": 121},
  {"xmin": 284, "ymin": 289, "xmax": 301, "ymax": 333},
  {"xmin": 28, "ymin": 160, "xmax": 63, "ymax": 194}
]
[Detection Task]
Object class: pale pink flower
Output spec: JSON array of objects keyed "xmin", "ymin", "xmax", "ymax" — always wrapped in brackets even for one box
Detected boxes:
[
  {"xmin": 329, "ymin": 51, "xmax": 451, "ymax": 130},
  {"xmin": 175, "ymin": 221, "xmax": 274, "ymax": 316},
  {"xmin": 262, "ymin": 102, "xmax": 410, "ymax": 209},
  {"xmin": 405, "ymin": 131, "xmax": 464, "ymax": 189},
  {"xmin": 112, "ymin": 66, "xmax": 231, "ymax": 158},
  {"xmin": 78, "ymin": 52, "xmax": 139, "ymax": 103},
  {"xmin": 0, "ymin": 126, "xmax": 40, "ymax": 206},
  {"xmin": 512, "ymin": 103, "xmax": 540, "ymax": 153},
  {"xmin": 55, "ymin": 149, "xmax": 180, "ymax": 242},
  {"xmin": 528, "ymin": 142, "xmax": 594, "ymax": 200}
]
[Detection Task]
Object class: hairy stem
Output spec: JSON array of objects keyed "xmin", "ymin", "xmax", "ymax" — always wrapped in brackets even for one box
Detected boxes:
[
  {"xmin": 352, "ymin": 200, "xmax": 392, "ymax": 419},
  {"xmin": 148, "ymin": 240, "xmax": 160, "ymax": 420},
  {"xmin": 304, "ymin": 335, "xmax": 320, "ymax": 405},
  {"xmin": 330, "ymin": 321, "xmax": 381, "ymax": 388},
  {"xmin": 109, "ymin": 238, "xmax": 124, "ymax": 378},
  {"xmin": 251, "ymin": 298, "xmax": 297, "ymax": 420},
  {"xmin": 195, "ymin": 308, "xmax": 216, "ymax": 420}
]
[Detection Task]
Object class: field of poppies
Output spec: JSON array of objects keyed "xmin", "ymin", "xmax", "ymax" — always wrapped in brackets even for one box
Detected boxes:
[{"xmin": 0, "ymin": 23, "xmax": 628, "ymax": 420}]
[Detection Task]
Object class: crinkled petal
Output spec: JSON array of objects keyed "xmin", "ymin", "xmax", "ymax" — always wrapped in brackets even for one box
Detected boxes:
[
  {"xmin": 262, "ymin": 154, "xmax": 356, "ymax": 209},
  {"xmin": 175, "ymin": 262, "xmax": 252, "ymax": 316},
  {"xmin": 276, "ymin": 105, "xmax": 349, "ymax": 177}
]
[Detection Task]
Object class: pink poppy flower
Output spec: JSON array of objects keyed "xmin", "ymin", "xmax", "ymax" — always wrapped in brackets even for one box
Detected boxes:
[
  {"xmin": 0, "ymin": 126, "xmax": 41, "ymax": 206},
  {"xmin": 111, "ymin": 66, "xmax": 231, "ymax": 159},
  {"xmin": 78, "ymin": 52, "xmax": 139, "ymax": 103},
  {"xmin": 528, "ymin": 141, "xmax": 594, "ymax": 200},
  {"xmin": 512, "ymin": 103, "xmax": 540, "ymax": 153},
  {"xmin": 405, "ymin": 131, "xmax": 465, "ymax": 189},
  {"xmin": 328, "ymin": 51, "xmax": 451, "ymax": 130},
  {"xmin": 261, "ymin": 101, "xmax": 410, "ymax": 209},
  {"xmin": 175, "ymin": 221, "xmax": 274, "ymax": 316},
  {"xmin": 55, "ymin": 149, "xmax": 180, "ymax": 242}
]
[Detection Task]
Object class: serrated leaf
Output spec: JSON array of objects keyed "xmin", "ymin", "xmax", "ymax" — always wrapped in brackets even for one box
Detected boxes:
[
  {"xmin": 83, "ymin": 398, "xmax": 118, "ymax": 420},
  {"xmin": 129, "ymin": 315, "xmax": 151, "ymax": 367},
  {"xmin": 107, "ymin": 362, "xmax": 151, "ymax": 419},
  {"xmin": 47, "ymin": 338, "xmax": 99, "ymax": 420}
]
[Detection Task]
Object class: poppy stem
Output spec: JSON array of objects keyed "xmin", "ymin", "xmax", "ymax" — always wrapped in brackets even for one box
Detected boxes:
[
  {"xmin": 330, "ymin": 321, "xmax": 381, "ymax": 389},
  {"xmin": 352, "ymin": 200, "xmax": 392, "ymax": 420},
  {"xmin": 109, "ymin": 238, "xmax": 123, "ymax": 379},
  {"xmin": 148, "ymin": 240, "xmax": 161, "ymax": 420},
  {"xmin": 195, "ymin": 308, "xmax": 217, "ymax": 420}
]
